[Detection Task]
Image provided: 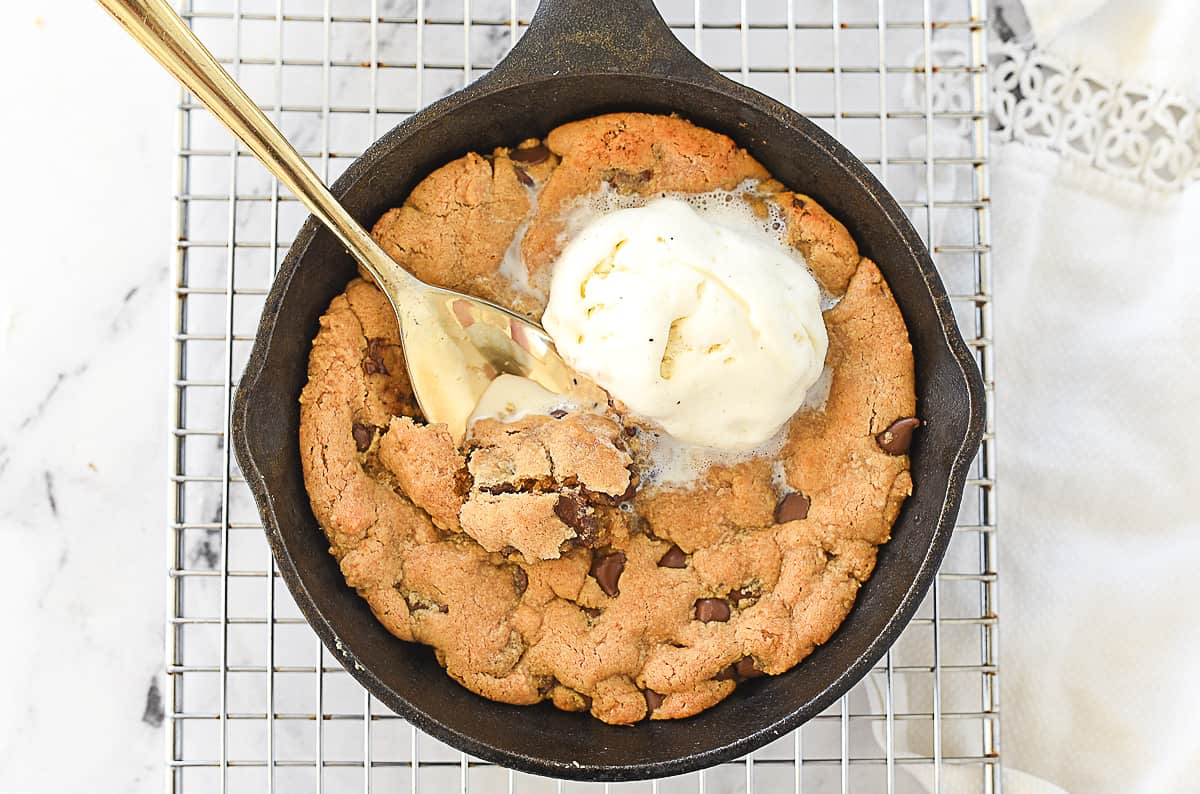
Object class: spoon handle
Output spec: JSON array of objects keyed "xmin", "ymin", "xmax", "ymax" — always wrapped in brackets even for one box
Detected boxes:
[{"xmin": 98, "ymin": 0, "xmax": 415, "ymax": 296}]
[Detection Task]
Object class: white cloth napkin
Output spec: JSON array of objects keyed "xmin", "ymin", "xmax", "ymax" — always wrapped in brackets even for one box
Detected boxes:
[
  {"xmin": 993, "ymin": 145, "xmax": 1200, "ymax": 794},
  {"xmin": 990, "ymin": 1, "xmax": 1200, "ymax": 791},
  {"xmin": 870, "ymin": 2, "xmax": 1200, "ymax": 791},
  {"xmin": 1022, "ymin": 0, "xmax": 1200, "ymax": 99}
]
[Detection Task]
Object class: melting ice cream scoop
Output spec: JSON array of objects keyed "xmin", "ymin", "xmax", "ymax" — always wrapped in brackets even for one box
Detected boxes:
[{"xmin": 541, "ymin": 197, "xmax": 828, "ymax": 449}]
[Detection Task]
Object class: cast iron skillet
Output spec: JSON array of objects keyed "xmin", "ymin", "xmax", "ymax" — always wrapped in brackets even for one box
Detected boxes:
[{"xmin": 232, "ymin": 0, "xmax": 985, "ymax": 781}]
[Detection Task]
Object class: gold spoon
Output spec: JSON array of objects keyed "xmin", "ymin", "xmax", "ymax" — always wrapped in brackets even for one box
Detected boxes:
[{"xmin": 99, "ymin": 0, "xmax": 576, "ymax": 442}]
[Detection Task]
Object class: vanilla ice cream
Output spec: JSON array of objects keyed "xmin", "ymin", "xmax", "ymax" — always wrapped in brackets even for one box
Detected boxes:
[
  {"xmin": 541, "ymin": 197, "xmax": 828, "ymax": 449},
  {"xmin": 468, "ymin": 373, "xmax": 606, "ymax": 426}
]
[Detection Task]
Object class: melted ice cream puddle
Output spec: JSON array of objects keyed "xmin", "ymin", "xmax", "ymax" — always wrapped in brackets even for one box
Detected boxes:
[{"xmin": 498, "ymin": 177, "xmax": 541, "ymax": 298}]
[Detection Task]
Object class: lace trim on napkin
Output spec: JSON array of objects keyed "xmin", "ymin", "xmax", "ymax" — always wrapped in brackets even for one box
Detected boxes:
[{"xmin": 909, "ymin": 40, "xmax": 1200, "ymax": 191}]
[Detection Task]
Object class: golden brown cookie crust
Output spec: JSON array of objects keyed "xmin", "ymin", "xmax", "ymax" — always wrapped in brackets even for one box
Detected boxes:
[{"xmin": 301, "ymin": 112, "xmax": 915, "ymax": 724}]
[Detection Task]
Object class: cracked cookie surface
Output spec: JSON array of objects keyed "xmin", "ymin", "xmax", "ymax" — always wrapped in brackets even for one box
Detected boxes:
[{"xmin": 299, "ymin": 112, "xmax": 916, "ymax": 724}]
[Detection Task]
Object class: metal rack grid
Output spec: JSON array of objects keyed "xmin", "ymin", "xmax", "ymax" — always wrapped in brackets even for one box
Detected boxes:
[{"xmin": 166, "ymin": 1, "xmax": 998, "ymax": 792}]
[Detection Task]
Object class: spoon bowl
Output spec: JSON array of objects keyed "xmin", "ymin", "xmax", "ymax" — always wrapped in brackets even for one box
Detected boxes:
[{"xmin": 390, "ymin": 284, "xmax": 577, "ymax": 440}]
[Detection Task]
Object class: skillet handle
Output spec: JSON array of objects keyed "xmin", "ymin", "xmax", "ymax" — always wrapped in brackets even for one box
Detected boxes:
[{"xmin": 485, "ymin": 0, "xmax": 714, "ymax": 83}]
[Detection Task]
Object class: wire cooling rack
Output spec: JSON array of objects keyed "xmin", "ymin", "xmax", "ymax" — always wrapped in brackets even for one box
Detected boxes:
[{"xmin": 166, "ymin": 1, "xmax": 998, "ymax": 791}]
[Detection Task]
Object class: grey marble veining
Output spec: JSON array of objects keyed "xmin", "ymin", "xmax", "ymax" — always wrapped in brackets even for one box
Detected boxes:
[{"xmin": 0, "ymin": 2, "xmax": 176, "ymax": 790}]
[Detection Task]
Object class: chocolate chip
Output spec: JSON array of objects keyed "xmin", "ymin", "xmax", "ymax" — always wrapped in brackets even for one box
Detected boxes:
[
  {"xmin": 605, "ymin": 168, "xmax": 654, "ymax": 190},
  {"xmin": 624, "ymin": 425, "xmax": 638, "ymax": 437},
  {"xmin": 351, "ymin": 423, "xmax": 375, "ymax": 452},
  {"xmin": 554, "ymin": 492, "xmax": 585, "ymax": 522},
  {"xmin": 555, "ymin": 493, "xmax": 600, "ymax": 542},
  {"xmin": 657, "ymin": 544, "xmax": 687, "ymax": 569},
  {"xmin": 694, "ymin": 598, "xmax": 731, "ymax": 622},
  {"xmin": 513, "ymin": 166, "xmax": 534, "ymax": 186},
  {"xmin": 511, "ymin": 566, "xmax": 528, "ymax": 596},
  {"xmin": 643, "ymin": 689, "xmax": 664, "ymax": 713},
  {"xmin": 581, "ymin": 605, "xmax": 602, "ymax": 618},
  {"xmin": 537, "ymin": 678, "xmax": 556, "ymax": 696},
  {"xmin": 792, "ymin": 196, "xmax": 807, "ymax": 209},
  {"xmin": 600, "ymin": 477, "xmax": 638, "ymax": 506},
  {"xmin": 714, "ymin": 662, "xmax": 738, "ymax": 681},
  {"xmin": 727, "ymin": 586, "xmax": 758, "ymax": 607},
  {"xmin": 509, "ymin": 143, "xmax": 549, "ymax": 164},
  {"xmin": 589, "ymin": 550, "xmax": 626, "ymax": 597},
  {"xmin": 774, "ymin": 491, "xmax": 811, "ymax": 523},
  {"xmin": 363, "ymin": 337, "xmax": 390, "ymax": 375},
  {"xmin": 735, "ymin": 656, "xmax": 764, "ymax": 679},
  {"xmin": 405, "ymin": 593, "xmax": 449, "ymax": 613},
  {"xmin": 876, "ymin": 417, "xmax": 920, "ymax": 455},
  {"xmin": 714, "ymin": 655, "xmax": 761, "ymax": 682},
  {"xmin": 481, "ymin": 482, "xmax": 518, "ymax": 495},
  {"xmin": 549, "ymin": 408, "xmax": 568, "ymax": 419}
]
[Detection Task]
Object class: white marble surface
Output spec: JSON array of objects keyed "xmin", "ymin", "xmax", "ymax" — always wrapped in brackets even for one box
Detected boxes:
[
  {"xmin": 0, "ymin": 2, "xmax": 175, "ymax": 791},
  {"xmin": 0, "ymin": 2, "xmax": 994, "ymax": 792}
]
